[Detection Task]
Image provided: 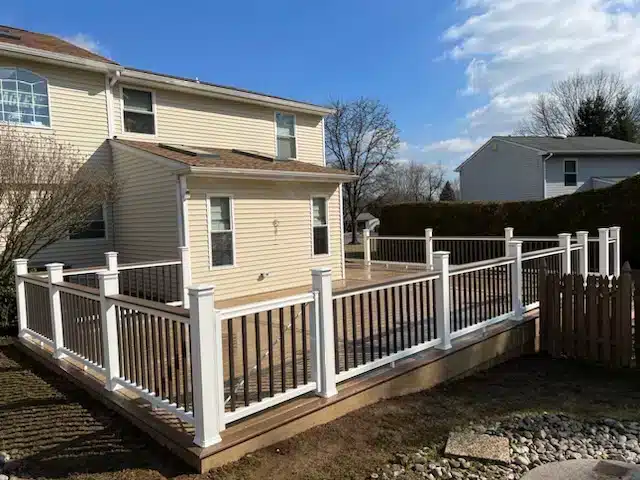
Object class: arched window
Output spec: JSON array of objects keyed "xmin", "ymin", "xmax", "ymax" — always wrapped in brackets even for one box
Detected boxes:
[{"xmin": 0, "ymin": 67, "xmax": 50, "ymax": 127}]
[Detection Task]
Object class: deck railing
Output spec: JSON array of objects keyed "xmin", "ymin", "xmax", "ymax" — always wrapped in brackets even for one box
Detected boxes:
[
  {"xmin": 62, "ymin": 247, "xmax": 190, "ymax": 307},
  {"xmin": 14, "ymin": 226, "xmax": 622, "ymax": 451}
]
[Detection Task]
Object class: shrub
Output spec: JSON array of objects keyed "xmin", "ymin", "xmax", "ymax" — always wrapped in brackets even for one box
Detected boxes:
[{"xmin": 379, "ymin": 175, "xmax": 640, "ymax": 267}]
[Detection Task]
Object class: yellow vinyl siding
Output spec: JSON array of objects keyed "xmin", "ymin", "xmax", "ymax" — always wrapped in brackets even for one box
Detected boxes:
[
  {"xmin": 112, "ymin": 86, "xmax": 325, "ymax": 166},
  {"xmin": 111, "ymin": 145, "xmax": 180, "ymax": 262},
  {"xmin": 0, "ymin": 55, "xmax": 113, "ymax": 267},
  {"xmin": 187, "ymin": 177, "xmax": 342, "ymax": 300}
]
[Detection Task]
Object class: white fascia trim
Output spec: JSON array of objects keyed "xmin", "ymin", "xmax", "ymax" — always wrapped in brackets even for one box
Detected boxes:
[
  {"xmin": 0, "ymin": 42, "xmax": 118, "ymax": 73},
  {"xmin": 119, "ymin": 69, "xmax": 334, "ymax": 116},
  {"xmin": 455, "ymin": 137, "xmax": 547, "ymax": 172},
  {"xmin": 182, "ymin": 166, "xmax": 358, "ymax": 183}
]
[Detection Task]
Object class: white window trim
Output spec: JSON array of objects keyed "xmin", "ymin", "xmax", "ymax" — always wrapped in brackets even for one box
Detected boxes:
[
  {"xmin": 274, "ymin": 111, "xmax": 298, "ymax": 160},
  {"xmin": 0, "ymin": 66, "xmax": 53, "ymax": 130},
  {"xmin": 68, "ymin": 204, "xmax": 108, "ymax": 242},
  {"xmin": 563, "ymin": 158, "xmax": 578, "ymax": 187},
  {"xmin": 206, "ymin": 194, "xmax": 237, "ymax": 270},
  {"xmin": 310, "ymin": 195, "xmax": 330, "ymax": 258},
  {"xmin": 120, "ymin": 85, "xmax": 158, "ymax": 137}
]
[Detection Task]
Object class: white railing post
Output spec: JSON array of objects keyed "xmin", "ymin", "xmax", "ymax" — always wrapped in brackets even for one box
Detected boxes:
[
  {"xmin": 558, "ymin": 233, "xmax": 571, "ymax": 276},
  {"xmin": 610, "ymin": 226, "xmax": 621, "ymax": 277},
  {"xmin": 311, "ymin": 267, "xmax": 337, "ymax": 398},
  {"xmin": 180, "ymin": 246, "xmax": 192, "ymax": 309},
  {"xmin": 13, "ymin": 259, "xmax": 28, "ymax": 336},
  {"xmin": 576, "ymin": 231, "xmax": 589, "ymax": 278},
  {"xmin": 504, "ymin": 227, "xmax": 514, "ymax": 255},
  {"xmin": 46, "ymin": 263, "xmax": 65, "ymax": 359},
  {"xmin": 425, "ymin": 228, "xmax": 433, "ymax": 270},
  {"xmin": 508, "ymin": 241, "xmax": 523, "ymax": 319},
  {"xmin": 434, "ymin": 252, "xmax": 451, "ymax": 350},
  {"xmin": 598, "ymin": 228, "xmax": 610, "ymax": 276},
  {"xmin": 98, "ymin": 270, "xmax": 120, "ymax": 391},
  {"xmin": 189, "ymin": 284, "xmax": 223, "ymax": 447},
  {"xmin": 105, "ymin": 251, "xmax": 118, "ymax": 272},
  {"xmin": 362, "ymin": 229, "xmax": 371, "ymax": 266}
]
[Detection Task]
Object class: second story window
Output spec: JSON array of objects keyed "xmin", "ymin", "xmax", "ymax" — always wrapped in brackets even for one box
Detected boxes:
[
  {"xmin": 122, "ymin": 87, "xmax": 155, "ymax": 135},
  {"xmin": 0, "ymin": 67, "xmax": 50, "ymax": 127},
  {"xmin": 276, "ymin": 112, "xmax": 296, "ymax": 159},
  {"xmin": 564, "ymin": 159, "xmax": 577, "ymax": 186}
]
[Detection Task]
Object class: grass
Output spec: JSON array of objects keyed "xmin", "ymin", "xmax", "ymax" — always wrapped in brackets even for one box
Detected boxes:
[{"xmin": 1, "ymin": 343, "xmax": 640, "ymax": 480}]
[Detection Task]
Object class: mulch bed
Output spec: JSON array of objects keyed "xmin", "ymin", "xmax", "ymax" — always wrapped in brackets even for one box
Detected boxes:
[{"xmin": 1, "ymin": 342, "xmax": 639, "ymax": 480}]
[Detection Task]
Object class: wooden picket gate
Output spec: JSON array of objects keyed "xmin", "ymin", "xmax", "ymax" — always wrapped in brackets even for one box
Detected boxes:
[{"xmin": 539, "ymin": 263, "xmax": 636, "ymax": 368}]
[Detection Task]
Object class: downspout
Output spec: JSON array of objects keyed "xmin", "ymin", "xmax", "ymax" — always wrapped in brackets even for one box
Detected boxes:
[
  {"xmin": 104, "ymin": 70, "xmax": 121, "ymax": 139},
  {"xmin": 542, "ymin": 153, "xmax": 553, "ymax": 199}
]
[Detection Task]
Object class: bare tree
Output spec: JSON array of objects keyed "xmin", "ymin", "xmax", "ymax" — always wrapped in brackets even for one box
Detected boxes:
[
  {"xmin": 374, "ymin": 161, "xmax": 445, "ymax": 204},
  {"xmin": 325, "ymin": 98, "xmax": 400, "ymax": 243},
  {"xmin": 518, "ymin": 71, "xmax": 640, "ymax": 137},
  {"xmin": 0, "ymin": 124, "xmax": 117, "ymax": 281}
]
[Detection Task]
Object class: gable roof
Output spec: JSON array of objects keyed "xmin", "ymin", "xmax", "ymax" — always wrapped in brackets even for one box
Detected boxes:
[
  {"xmin": 0, "ymin": 25, "xmax": 117, "ymax": 64},
  {"xmin": 455, "ymin": 136, "xmax": 640, "ymax": 172},
  {"xmin": 494, "ymin": 136, "xmax": 640, "ymax": 154},
  {"xmin": 0, "ymin": 25, "xmax": 332, "ymax": 116},
  {"xmin": 110, "ymin": 139, "xmax": 357, "ymax": 182}
]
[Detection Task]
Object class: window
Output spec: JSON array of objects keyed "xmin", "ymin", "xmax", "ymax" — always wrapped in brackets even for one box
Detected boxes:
[
  {"xmin": 0, "ymin": 67, "xmax": 50, "ymax": 127},
  {"xmin": 122, "ymin": 87, "xmax": 155, "ymax": 134},
  {"xmin": 209, "ymin": 196, "xmax": 234, "ymax": 267},
  {"xmin": 276, "ymin": 112, "xmax": 296, "ymax": 159},
  {"xmin": 312, "ymin": 197, "xmax": 329, "ymax": 255},
  {"xmin": 70, "ymin": 207, "xmax": 106, "ymax": 240},
  {"xmin": 564, "ymin": 159, "xmax": 577, "ymax": 186}
]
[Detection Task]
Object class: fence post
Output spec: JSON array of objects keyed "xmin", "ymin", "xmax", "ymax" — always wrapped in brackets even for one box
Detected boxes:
[
  {"xmin": 504, "ymin": 227, "xmax": 514, "ymax": 255},
  {"xmin": 13, "ymin": 259, "xmax": 28, "ymax": 337},
  {"xmin": 558, "ymin": 233, "xmax": 571, "ymax": 276},
  {"xmin": 598, "ymin": 227, "xmax": 610, "ymax": 277},
  {"xmin": 179, "ymin": 246, "xmax": 192, "ymax": 309},
  {"xmin": 311, "ymin": 267, "xmax": 337, "ymax": 398},
  {"xmin": 425, "ymin": 228, "xmax": 433, "ymax": 270},
  {"xmin": 620, "ymin": 262, "xmax": 633, "ymax": 367},
  {"xmin": 508, "ymin": 240, "xmax": 523, "ymax": 319},
  {"xmin": 105, "ymin": 251, "xmax": 118, "ymax": 272},
  {"xmin": 362, "ymin": 229, "xmax": 371, "ymax": 266},
  {"xmin": 98, "ymin": 270, "xmax": 120, "ymax": 391},
  {"xmin": 189, "ymin": 284, "xmax": 223, "ymax": 447},
  {"xmin": 46, "ymin": 263, "xmax": 65, "ymax": 359},
  {"xmin": 538, "ymin": 260, "xmax": 548, "ymax": 352},
  {"xmin": 609, "ymin": 226, "xmax": 621, "ymax": 277},
  {"xmin": 576, "ymin": 231, "xmax": 589, "ymax": 278},
  {"xmin": 434, "ymin": 252, "xmax": 452, "ymax": 350}
]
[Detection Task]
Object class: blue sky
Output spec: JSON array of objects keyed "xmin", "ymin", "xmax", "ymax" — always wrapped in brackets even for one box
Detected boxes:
[{"xmin": 3, "ymin": 0, "xmax": 640, "ymax": 175}]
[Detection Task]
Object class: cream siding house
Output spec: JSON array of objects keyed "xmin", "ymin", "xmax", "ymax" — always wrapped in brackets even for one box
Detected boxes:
[{"xmin": 0, "ymin": 25, "xmax": 355, "ymax": 301}]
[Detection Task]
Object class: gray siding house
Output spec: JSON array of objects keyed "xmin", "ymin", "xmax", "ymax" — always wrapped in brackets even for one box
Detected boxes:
[{"xmin": 456, "ymin": 136, "xmax": 640, "ymax": 201}]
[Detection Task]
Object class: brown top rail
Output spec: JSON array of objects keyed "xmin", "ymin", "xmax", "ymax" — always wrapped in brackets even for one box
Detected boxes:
[
  {"xmin": 334, "ymin": 269, "xmax": 441, "ymax": 299},
  {"xmin": 521, "ymin": 246, "xmax": 565, "ymax": 261},
  {"xmin": 449, "ymin": 256, "xmax": 515, "ymax": 276},
  {"xmin": 20, "ymin": 273, "xmax": 49, "ymax": 287}
]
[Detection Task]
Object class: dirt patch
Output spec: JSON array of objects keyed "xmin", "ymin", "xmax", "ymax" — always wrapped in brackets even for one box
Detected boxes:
[{"xmin": 1, "ymin": 343, "xmax": 640, "ymax": 480}]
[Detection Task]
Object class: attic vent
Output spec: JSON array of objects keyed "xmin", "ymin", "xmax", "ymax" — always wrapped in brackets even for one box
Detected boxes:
[
  {"xmin": 159, "ymin": 143, "xmax": 219, "ymax": 159},
  {"xmin": 0, "ymin": 30, "xmax": 21, "ymax": 40},
  {"xmin": 231, "ymin": 149, "xmax": 275, "ymax": 161}
]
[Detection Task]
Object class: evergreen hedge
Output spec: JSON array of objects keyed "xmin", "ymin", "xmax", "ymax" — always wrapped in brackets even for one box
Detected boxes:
[{"xmin": 379, "ymin": 175, "xmax": 640, "ymax": 267}]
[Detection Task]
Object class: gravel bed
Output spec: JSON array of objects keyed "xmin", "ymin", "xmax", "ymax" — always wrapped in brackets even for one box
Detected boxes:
[{"xmin": 371, "ymin": 414, "xmax": 640, "ymax": 479}]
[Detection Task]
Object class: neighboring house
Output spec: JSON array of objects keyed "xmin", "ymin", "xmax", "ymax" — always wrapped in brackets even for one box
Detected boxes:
[
  {"xmin": 0, "ymin": 25, "xmax": 356, "ymax": 300},
  {"xmin": 455, "ymin": 136, "xmax": 640, "ymax": 201}
]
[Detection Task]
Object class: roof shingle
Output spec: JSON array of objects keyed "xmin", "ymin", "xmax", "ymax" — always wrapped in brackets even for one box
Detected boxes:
[
  {"xmin": 0, "ymin": 25, "xmax": 117, "ymax": 64},
  {"xmin": 111, "ymin": 139, "xmax": 356, "ymax": 179},
  {"xmin": 496, "ymin": 136, "xmax": 640, "ymax": 153}
]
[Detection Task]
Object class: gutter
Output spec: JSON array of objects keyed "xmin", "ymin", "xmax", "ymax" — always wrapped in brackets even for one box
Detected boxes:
[{"xmin": 180, "ymin": 165, "xmax": 358, "ymax": 183}]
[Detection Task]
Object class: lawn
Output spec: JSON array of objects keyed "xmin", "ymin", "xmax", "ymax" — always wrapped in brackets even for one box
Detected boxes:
[{"xmin": 1, "ymin": 342, "xmax": 639, "ymax": 480}]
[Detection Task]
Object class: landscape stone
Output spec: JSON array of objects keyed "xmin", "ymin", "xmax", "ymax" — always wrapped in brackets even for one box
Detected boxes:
[{"xmin": 445, "ymin": 431, "xmax": 511, "ymax": 464}]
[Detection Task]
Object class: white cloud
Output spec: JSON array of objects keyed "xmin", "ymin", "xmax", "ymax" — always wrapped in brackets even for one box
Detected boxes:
[
  {"xmin": 423, "ymin": 137, "xmax": 487, "ymax": 154},
  {"xmin": 432, "ymin": 0, "xmax": 640, "ymax": 171},
  {"xmin": 62, "ymin": 33, "xmax": 108, "ymax": 56}
]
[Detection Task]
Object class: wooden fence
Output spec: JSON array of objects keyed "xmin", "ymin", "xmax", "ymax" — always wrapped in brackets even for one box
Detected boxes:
[{"xmin": 539, "ymin": 262, "xmax": 636, "ymax": 368}]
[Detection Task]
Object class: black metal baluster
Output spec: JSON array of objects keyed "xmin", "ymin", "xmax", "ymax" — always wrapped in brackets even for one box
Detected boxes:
[
  {"xmin": 301, "ymin": 305, "xmax": 308, "ymax": 385},
  {"xmin": 279, "ymin": 308, "xmax": 286, "ymax": 393},
  {"xmin": 228, "ymin": 318, "xmax": 235, "ymax": 411},
  {"xmin": 267, "ymin": 310, "xmax": 274, "ymax": 397},
  {"xmin": 368, "ymin": 292, "xmax": 374, "ymax": 361},
  {"xmin": 333, "ymin": 299, "xmax": 340, "ymax": 372},
  {"xmin": 255, "ymin": 312, "xmax": 262, "ymax": 401},
  {"xmin": 391, "ymin": 286, "xmax": 398, "ymax": 353},
  {"xmin": 291, "ymin": 305, "xmax": 297, "ymax": 388},
  {"xmin": 359, "ymin": 294, "xmax": 366, "ymax": 365},
  {"xmin": 351, "ymin": 294, "xmax": 357, "ymax": 367},
  {"xmin": 241, "ymin": 315, "xmax": 249, "ymax": 406},
  {"xmin": 342, "ymin": 297, "xmax": 349, "ymax": 370},
  {"xmin": 400, "ymin": 285, "xmax": 406, "ymax": 350},
  {"xmin": 376, "ymin": 289, "xmax": 383, "ymax": 358}
]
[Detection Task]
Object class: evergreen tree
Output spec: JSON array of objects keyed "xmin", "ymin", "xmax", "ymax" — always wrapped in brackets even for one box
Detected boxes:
[
  {"xmin": 574, "ymin": 95, "xmax": 612, "ymax": 137},
  {"xmin": 439, "ymin": 181, "xmax": 456, "ymax": 201},
  {"xmin": 608, "ymin": 94, "xmax": 638, "ymax": 142}
]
